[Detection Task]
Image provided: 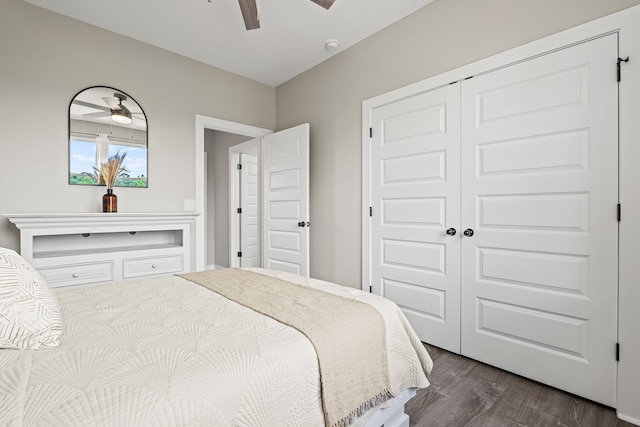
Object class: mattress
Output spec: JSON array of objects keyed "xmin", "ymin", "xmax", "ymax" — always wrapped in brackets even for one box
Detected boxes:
[{"xmin": 0, "ymin": 268, "xmax": 432, "ymax": 426}]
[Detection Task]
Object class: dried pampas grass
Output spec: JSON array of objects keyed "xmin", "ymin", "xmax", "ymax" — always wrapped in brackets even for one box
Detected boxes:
[{"xmin": 94, "ymin": 151, "xmax": 129, "ymax": 189}]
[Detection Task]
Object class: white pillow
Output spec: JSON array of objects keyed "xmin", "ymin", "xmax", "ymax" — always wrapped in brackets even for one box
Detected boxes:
[{"xmin": 0, "ymin": 247, "xmax": 62, "ymax": 349}]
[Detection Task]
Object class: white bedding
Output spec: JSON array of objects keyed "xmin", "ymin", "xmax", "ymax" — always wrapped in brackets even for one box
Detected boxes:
[{"xmin": 0, "ymin": 268, "xmax": 432, "ymax": 427}]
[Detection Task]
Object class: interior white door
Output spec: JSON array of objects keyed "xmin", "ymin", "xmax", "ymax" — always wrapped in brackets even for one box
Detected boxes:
[
  {"xmin": 262, "ymin": 123, "xmax": 310, "ymax": 276},
  {"xmin": 370, "ymin": 84, "xmax": 462, "ymax": 353},
  {"xmin": 460, "ymin": 34, "xmax": 618, "ymax": 406},
  {"xmin": 239, "ymin": 149, "xmax": 260, "ymax": 267},
  {"xmin": 229, "ymin": 138, "xmax": 260, "ymax": 269}
]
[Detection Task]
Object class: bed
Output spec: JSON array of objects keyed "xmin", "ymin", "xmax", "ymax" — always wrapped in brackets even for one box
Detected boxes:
[{"xmin": 0, "ymin": 247, "xmax": 432, "ymax": 427}]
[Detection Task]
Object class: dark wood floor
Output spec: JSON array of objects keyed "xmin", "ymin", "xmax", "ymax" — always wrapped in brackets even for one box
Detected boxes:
[{"xmin": 406, "ymin": 344, "xmax": 633, "ymax": 427}]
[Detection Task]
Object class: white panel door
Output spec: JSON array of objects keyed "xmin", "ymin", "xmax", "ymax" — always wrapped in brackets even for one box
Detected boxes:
[
  {"xmin": 370, "ymin": 84, "xmax": 462, "ymax": 353},
  {"xmin": 262, "ymin": 123, "xmax": 310, "ymax": 276},
  {"xmin": 460, "ymin": 34, "xmax": 618, "ymax": 406},
  {"xmin": 239, "ymin": 149, "xmax": 260, "ymax": 267},
  {"xmin": 229, "ymin": 138, "xmax": 260, "ymax": 269}
]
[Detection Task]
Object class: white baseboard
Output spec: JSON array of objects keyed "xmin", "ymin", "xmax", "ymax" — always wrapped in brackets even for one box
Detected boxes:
[{"xmin": 618, "ymin": 412, "xmax": 640, "ymax": 427}]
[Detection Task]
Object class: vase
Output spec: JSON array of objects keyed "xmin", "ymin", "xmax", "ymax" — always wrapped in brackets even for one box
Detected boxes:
[{"xmin": 102, "ymin": 189, "xmax": 118, "ymax": 213}]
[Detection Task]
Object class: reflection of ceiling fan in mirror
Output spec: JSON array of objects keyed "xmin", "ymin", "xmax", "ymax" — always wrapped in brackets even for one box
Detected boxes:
[
  {"xmin": 73, "ymin": 93, "xmax": 144, "ymax": 126},
  {"xmin": 238, "ymin": 0, "xmax": 335, "ymax": 30}
]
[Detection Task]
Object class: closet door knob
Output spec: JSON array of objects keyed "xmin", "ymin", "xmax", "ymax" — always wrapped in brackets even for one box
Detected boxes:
[
  {"xmin": 463, "ymin": 228, "xmax": 474, "ymax": 237},
  {"xmin": 446, "ymin": 228, "xmax": 457, "ymax": 236},
  {"xmin": 298, "ymin": 221, "xmax": 306, "ymax": 227}
]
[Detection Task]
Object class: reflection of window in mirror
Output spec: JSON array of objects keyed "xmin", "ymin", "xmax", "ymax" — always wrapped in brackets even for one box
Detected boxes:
[{"xmin": 69, "ymin": 86, "xmax": 148, "ymax": 187}]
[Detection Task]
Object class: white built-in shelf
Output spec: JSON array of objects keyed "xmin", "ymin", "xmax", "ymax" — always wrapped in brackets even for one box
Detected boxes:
[{"xmin": 5, "ymin": 213, "xmax": 200, "ymax": 288}]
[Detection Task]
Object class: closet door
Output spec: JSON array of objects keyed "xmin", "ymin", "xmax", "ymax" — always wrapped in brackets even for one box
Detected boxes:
[
  {"xmin": 460, "ymin": 34, "xmax": 618, "ymax": 406},
  {"xmin": 370, "ymin": 84, "xmax": 461, "ymax": 353}
]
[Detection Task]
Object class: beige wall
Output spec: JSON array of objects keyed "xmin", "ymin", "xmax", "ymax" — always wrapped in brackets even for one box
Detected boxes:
[
  {"xmin": 5, "ymin": 0, "xmax": 637, "ymax": 287},
  {"xmin": 0, "ymin": 0, "xmax": 275, "ymax": 250},
  {"xmin": 276, "ymin": 0, "xmax": 640, "ymax": 288}
]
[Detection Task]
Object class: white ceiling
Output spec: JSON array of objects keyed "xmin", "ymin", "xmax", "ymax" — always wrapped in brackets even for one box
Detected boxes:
[{"xmin": 22, "ymin": 0, "xmax": 434, "ymax": 87}]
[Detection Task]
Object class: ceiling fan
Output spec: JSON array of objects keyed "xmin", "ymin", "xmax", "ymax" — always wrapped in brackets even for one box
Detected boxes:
[
  {"xmin": 102, "ymin": 93, "xmax": 132, "ymax": 124},
  {"xmin": 238, "ymin": 0, "xmax": 336, "ymax": 30},
  {"xmin": 73, "ymin": 93, "xmax": 142, "ymax": 125}
]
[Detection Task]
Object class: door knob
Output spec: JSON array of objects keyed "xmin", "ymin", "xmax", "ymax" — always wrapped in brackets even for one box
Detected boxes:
[
  {"xmin": 446, "ymin": 228, "xmax": 457, "ymax": 236},
  {"xmin": 463, "ymin": 228, "xmax": 474, "ymax": 237},
  {"xmin": 298, "ymin": 221, "xmax": 306, "ymax": 227}
]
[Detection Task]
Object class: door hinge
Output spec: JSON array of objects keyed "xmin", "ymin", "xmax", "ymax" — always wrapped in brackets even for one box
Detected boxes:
[
  {"xmin": 237, "ymin": 208, "xmax": 242, "ymax": 214},
  {"xmin": 369, "ymin": 206, "xmax": 373, "ymax": 217},
  {"xmin": 617, "ymin": 56, "xmax": 629, "ymax": 82},
  {"xmin": 617, "ymin": 204, "xmax": 621, "ymax": 222},
  {"xmin": 369, "ymin": 285, "xmax": 372, "ymax": 293},
  {"xmin": 370, "ymin": 127, "xmax": 373, "ymax": 138},
  {"xmin": 616, "ymin": 343, "xmax": 620, "ymax": 361},
  {"xmin": 237, "ymin": 251, "xmax": 242, "ymax": 258},
  {"xmin": 237, "ymin": 163, "xmax": 242, "ymax": 170}
]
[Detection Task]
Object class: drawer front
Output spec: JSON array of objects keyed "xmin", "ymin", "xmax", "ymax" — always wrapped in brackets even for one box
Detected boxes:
[
  {"xmin": 123, "ymin": 254, "xmax": 183, "ymax": 278},
  {"xmin": 38, "ymin": 261, "xmax": 114, "ymax": 288}
]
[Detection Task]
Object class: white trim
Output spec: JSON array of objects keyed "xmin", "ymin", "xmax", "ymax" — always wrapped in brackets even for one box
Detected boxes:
[
  {"xmin": 619, "ymin": 414, "xmax": 640, "ymax": 426},
  {"xmin": 361, "ymin": 108, "xmax": 372, "ymax": 293},
  {"xmin": 616, "ymin": 5, "xmax": 640, "ymax": 427},
  {"xmin": 195, "ymin": 115, "xmax": 272, "ymax": 271},
  {"xmin": 203, "ymin": 151, "xmax": 210, "ymax": 269}
]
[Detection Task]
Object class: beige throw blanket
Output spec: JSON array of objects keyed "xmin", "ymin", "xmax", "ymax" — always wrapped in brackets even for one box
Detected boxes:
[{"xmin": 179, "ymin": 268, "xmax": 392, "ymax": 427}]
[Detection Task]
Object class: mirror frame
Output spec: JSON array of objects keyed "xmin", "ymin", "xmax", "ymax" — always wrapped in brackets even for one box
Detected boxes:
[{"xmin": 68, "ymin": 86, "xmax": 148, "ymax": 188}]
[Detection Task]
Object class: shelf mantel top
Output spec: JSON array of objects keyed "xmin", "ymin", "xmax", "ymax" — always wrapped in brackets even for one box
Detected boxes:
[{"xmin": 4, "ymin": 213, "xmax": 201, "ymax": 228}]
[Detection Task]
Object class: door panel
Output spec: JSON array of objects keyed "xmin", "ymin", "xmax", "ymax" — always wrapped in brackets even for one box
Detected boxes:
[
  {"xmin": 460, "ymin": 34, "xmax": 618, "ymax": 406},
  {"xmin": 370, "ymin": 84, "xmax": 461, "ymax": 353},
  {"xmin": 229, "ymin": 138, "xmax": 260, "ymax": 269},
  {"xmin": 239, "ymin": 150, "xmax": 260, "ymax": 267},
  {"xmin": 262, "ymin": 124, "xmax": 310, "ymax": 276}
]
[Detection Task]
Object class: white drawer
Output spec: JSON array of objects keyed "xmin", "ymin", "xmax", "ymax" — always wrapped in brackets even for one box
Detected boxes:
[
  {"xmin": 123, "ymin": 254, "xmax": 183, "ymax": 278},
  {"xmin": 38, "ymin": 261, "xmax": 114, "ymax": 288}
]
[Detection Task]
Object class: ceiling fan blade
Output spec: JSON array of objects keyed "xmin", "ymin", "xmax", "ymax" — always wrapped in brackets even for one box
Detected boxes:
[
  {"xmin": 82, "ymin": 112, "xmax": 110, "ymax": 119},
  {"xmin": 102, "ymin": 96, "xmax": 120, "ymax": 110},
  {"xmin": 238, "ymin": 0, "xmax": 260, "ymax": 30},
  {"xmin": 72, "ymin": 99, "xmax": 110, "ymax": 113},
  {"xmin": 310, "ymin": 0, "xmax": 335, "ymax": 9}
]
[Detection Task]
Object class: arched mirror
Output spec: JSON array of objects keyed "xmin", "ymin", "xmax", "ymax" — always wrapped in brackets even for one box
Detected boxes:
[{"xmin": 69, "ymin": 86, "xmax": 148, "ymax": 187}]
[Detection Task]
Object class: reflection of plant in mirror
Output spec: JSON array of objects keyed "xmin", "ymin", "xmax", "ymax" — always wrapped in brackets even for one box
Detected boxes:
[{"xmin": 93, "ymin": 151, "xmax": 128, "ymax": 189}]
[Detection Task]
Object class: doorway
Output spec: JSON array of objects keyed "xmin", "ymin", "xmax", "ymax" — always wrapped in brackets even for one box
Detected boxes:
[
  {"xmin": 195, "ymin": 116, "xmax": 311, "ymax": 276},
  {"xmin": 204, "ymin": 130, "xmax": 254, "ymax": 269},
  {"xmin": 195, "ymin": 115, "xmax": 272, "ymax": 271}
]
